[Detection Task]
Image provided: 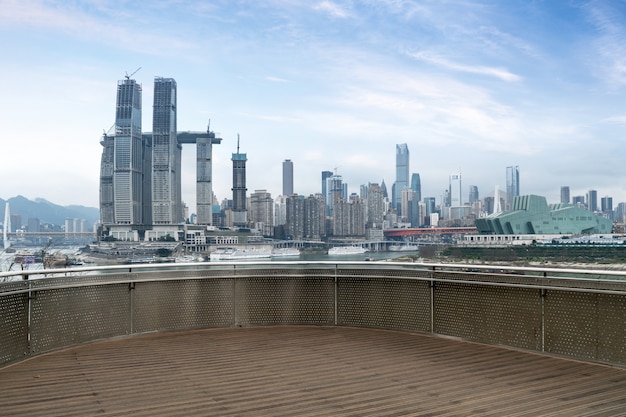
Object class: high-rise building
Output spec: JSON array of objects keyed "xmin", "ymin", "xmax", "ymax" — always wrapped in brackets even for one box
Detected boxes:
[
  {"xmin": 304, "ymin": 194, "xmax": 325, "ymax": 239},
  {"xmin": 286, "ymin": 195, "xmax": 305, "ymax": 239},
  {"xmin": 449, "ymin": 174, "xmax": 462, "ymax": 207},
  {"xmin": 394, "ymin": 144, "xmax": 409, "ymax": 215},
  {"xmin": 249, "ymin": 190, "xmax": 274, "ymax": 235},
  {"xmin": 560, "ymin": 186, "xmax": 570, "ymax": 204},
  {"xmin": 366, "ymin": 183, "xmax": 384, "ymax": 229},
  {"xmin": 321, "ymin": 170, "xmax": 332, "ymax": 202},
  {"xmin": 232, "ymin": 135, "xmax": 248, "ymax": 227},
  {"xmin": 283, "ymin": 160, "xmax": 294, "ymax": 196},
  {"xmin": 468, "ymin": 185, "xmax": 479, "ymax": 204},
  {"xmin": 587, "ymin": 190, "xmax": 598, "ymax": 212},
  {"xmin": 332, "ymin": 197, "xmax": 365, "ymax": 237},
  {"xmin": 326, "ymin": 174, "xmax": 343, "ymax": 216},
  {"xmin": 601, "ymin": 196, "xmax": 613, "ymax": 213},
  {"xmin": 411, "ymin": 173, "xmax": 421, "ymax": 203},
  {"xmin": 506, "ymin": 166, "xmax": 519, "ymax": 209},
  {"xmin": 151, "ymin": 77, "xmax": 181, "ymax": 224},
  {"xmin": 104, "ymin": 77, "xmax": 145, "ymax": 226}
]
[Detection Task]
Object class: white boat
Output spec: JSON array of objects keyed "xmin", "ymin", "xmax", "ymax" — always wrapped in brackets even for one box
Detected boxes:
[
  {"xmin": 328, "ymin": 246, "xmax": 368, "ymax": 256},
  {"xmin": 271, "ymin": 248, "xmax": 301, "ymax": 258},
  {"xmin": 210, "ymin": 246, "xmax": 272, "ymax": 261}
]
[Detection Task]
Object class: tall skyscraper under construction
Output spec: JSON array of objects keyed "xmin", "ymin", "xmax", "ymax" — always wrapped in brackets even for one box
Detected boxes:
[
  {"xmin": 151, "ymin": 77, "xmax": 182, "ymax": 224},
  {"xmin": 232, "ymin": 135, "xmax": 248, "ymax": 227},
  {"xmin": 100, "ymin": 77, "xmax": 146, "ymax": 226}
]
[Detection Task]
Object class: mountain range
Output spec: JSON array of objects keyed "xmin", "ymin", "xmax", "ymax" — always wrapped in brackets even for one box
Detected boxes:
[{"xmin": 0, "ymin": 196, "xmax": 100, "ymax": 227}]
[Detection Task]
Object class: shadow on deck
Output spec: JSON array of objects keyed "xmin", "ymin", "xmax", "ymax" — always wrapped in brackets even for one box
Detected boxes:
[{"xmin": 1, "ymin": 326, "xmax": 625, "ymax": 416}]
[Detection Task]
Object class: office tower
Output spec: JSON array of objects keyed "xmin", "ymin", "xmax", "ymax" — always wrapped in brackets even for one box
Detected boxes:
[
  {"xmin": 366, "ymin": 183, "xmax": 384, "ymax": 229},
  {"xmin": 506, "ymin": 166, "xmax": 519, "ymax": 209},
  {"xmin": 232, "ymin": 135, "xmax": 248, "ymax": 227},
  {"xmin": 380, "ymin": 180, "xmax": 388, "ymax": 200},
  {"xmin": 424, "ymin": 197, "xmax": 436, "ymax": 218},
  {"xmin": 283, "ymin": 160, "xmax": 294, "ymax": 196},
  {"xmin": 560, "ymin": 186, "xmax": 570, "ymax": 204},
  {"xmin": 321, "ymin": 171, "xmax": 333, "ymax": 204},
  {"xmin": 468, "ymin": 185, "xmax": 479, "ymax": 204},
  {"xmin": 401, "ymin": 188, "xmax": 413, "ymax": 221},
  {"xmin": 394, "ymin": 143, "xmax": 409, "ymax": 214},
  {"xmin": 601, "ymin": 196, "xmax": 613, "ymax": 213},
  {"xmin": 616, "ymin": 202, "xmax": 626, "ymax": 223},
  {"xmin": 102, "ymin": 77, "xmax": 144, "ymax": 225},
  {"xmin": 572, "ymin": 196, "xmax": 585, "ymax": 207},
  {"xmin": 411, "ymin": 173, "xmax": 421, "ymax": 203},
  {"xmin": 587, "ymin": 190, "xmax": 598, "ymax": 212},
  {"xmin": 449, "ymin": 174, "xmax": 462, "ymax": 207},
  {"xmin": 326, "ymin": 174, "xmax": 343, "ymax": 216},
  {"xmin": 151, "ymin": 77, "xmax": 181, "ymax": 224}
]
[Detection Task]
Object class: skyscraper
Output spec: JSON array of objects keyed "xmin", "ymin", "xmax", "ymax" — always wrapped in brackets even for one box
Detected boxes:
[
  {"xmin": 108, "ymin": 77, "xmax": 144, "ymax": 225},
  {"xmin": 449, "ymin": 174, "xmax": 462, "ymax": 207},
  {"xmin": 232, "ymin": 135, "xmax": 248, "ymax": 227},
  {"xmin": 506, "ymin": 166, "xmax": 520, "ymax": 209},
  {"xmin": 151, "ymin": 77, "xmax": 181, "ymax": 224},
  {"xmin": 411, "ymin": 173, "xmax": 421, "ymax": 203},
  {"xmin": 560, "ymin": 186, "xmax": 570, "ymax": 204},
  {"xmin": 394, "ymin": 144, "xmax": 409, "ymax": 215},
  {"xmin": 283, "ymin": 159, "xmax": 294, "ymax": 196},
  {"xmin": 326, "ymin": 174, "xmax": 343, "ymax": 216},
  {"xmin": 468, "ymin": 185, "xmax": 479, "ymax": 204},
  {"xmin": 587, "ymin": 190, "xmax": 598, "ymax": 212}
]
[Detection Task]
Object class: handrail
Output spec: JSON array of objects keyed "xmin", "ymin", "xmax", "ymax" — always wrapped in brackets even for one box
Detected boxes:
[{"xmin": 2, "ymin": 261, "xmax": 626, "ymax": 368}]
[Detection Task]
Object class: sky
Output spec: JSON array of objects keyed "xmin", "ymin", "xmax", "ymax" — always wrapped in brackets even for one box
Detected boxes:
[{"xmin": 2, "ymin": 0, "xmax": 626, "ymax": 211}]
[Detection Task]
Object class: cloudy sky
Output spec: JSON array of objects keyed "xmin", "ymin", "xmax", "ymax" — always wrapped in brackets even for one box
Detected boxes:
[{"xmin": 1, "ymin": 0, "xmax": 626, "ymax": 210}]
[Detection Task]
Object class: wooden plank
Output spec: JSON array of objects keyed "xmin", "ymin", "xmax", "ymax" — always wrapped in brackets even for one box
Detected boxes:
[{"xmin": 0, "ymin": 327, "xmax": 624, "ymax": 416}]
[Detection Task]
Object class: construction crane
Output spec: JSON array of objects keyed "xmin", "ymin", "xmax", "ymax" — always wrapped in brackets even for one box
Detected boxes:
[{"xmin": 125, "ymin": 66, "xmax": 142, "ymax": 80}]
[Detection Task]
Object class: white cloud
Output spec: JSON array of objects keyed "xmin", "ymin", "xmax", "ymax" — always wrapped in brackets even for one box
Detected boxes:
[
  {"xmin": 408, "ymin": 51, "xmax": 522, "ymax": 82},
  {"xmin": 313, "ymin": 1, "xmax": 350, "ymax": 18}
]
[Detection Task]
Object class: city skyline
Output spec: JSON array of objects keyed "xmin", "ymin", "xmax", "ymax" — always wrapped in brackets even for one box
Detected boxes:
[{"xmin": 2, "ymin": 1, "xmax": 626, "ymax": 208}]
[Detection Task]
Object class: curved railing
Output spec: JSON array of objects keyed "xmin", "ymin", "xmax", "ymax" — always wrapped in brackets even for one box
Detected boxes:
[{"xmin": 1, "ymin": 261, "xmax": 625, "ymax": 368}]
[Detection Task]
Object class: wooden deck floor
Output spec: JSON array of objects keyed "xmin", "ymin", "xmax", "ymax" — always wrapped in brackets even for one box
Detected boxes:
[{"xmin": 1, "ymin": 326, "xmax": 625, "ymax": 416}]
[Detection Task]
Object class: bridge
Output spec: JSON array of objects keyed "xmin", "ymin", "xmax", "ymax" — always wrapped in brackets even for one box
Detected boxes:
[
  {"xmin": 1, "ymin": 261, "xmax": 625, "ymax": 415},
  {"xmin": 384, "ymin": 226, "xmax": 478, "ymax": 238}
]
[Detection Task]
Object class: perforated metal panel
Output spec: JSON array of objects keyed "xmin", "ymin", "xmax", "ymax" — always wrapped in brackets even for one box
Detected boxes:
[
  {"xmin": 434, "ymin": 282, "xmax": 542, "ymax": 350},
  {"xmin": 0, "ymin": 292, "xmax": 29, "ymax": 365},
  {"xmin": 338, "ymin": 277, "xmax": 431, "ymax": 332},
  {"xmin": 544, "ymin": 291, "xmax": 601, "ymax": 360},
  {"xmin": 597, "ymin": 294, "xmax": 626, "ymax": 363},
  {"xmin": 133, "ymin": 279, "xmax": 234, "ymax": 333},
  {"xmin": 30, "ymin": 284, "xmax": 131, "ymax": 353},
  {"xmin": 235, "ymin": 277, "xmax": 335, "ymax": 326}
]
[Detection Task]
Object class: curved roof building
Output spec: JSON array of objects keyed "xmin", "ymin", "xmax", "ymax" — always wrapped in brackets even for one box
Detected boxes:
[{"xmin": 475, "ymin": 195, "xmax": 613, "ymax": 235}]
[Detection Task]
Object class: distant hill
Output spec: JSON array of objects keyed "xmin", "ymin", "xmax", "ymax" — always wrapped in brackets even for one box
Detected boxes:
[{"xmin": 0, "ymin": 196, "xmax": 99, "ymax": 227}]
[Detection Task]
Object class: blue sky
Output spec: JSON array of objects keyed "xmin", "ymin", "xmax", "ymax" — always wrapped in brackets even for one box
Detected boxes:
[{"xmin": 2, "ymin": 0, "xmax": 626, "ymax": 210}]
